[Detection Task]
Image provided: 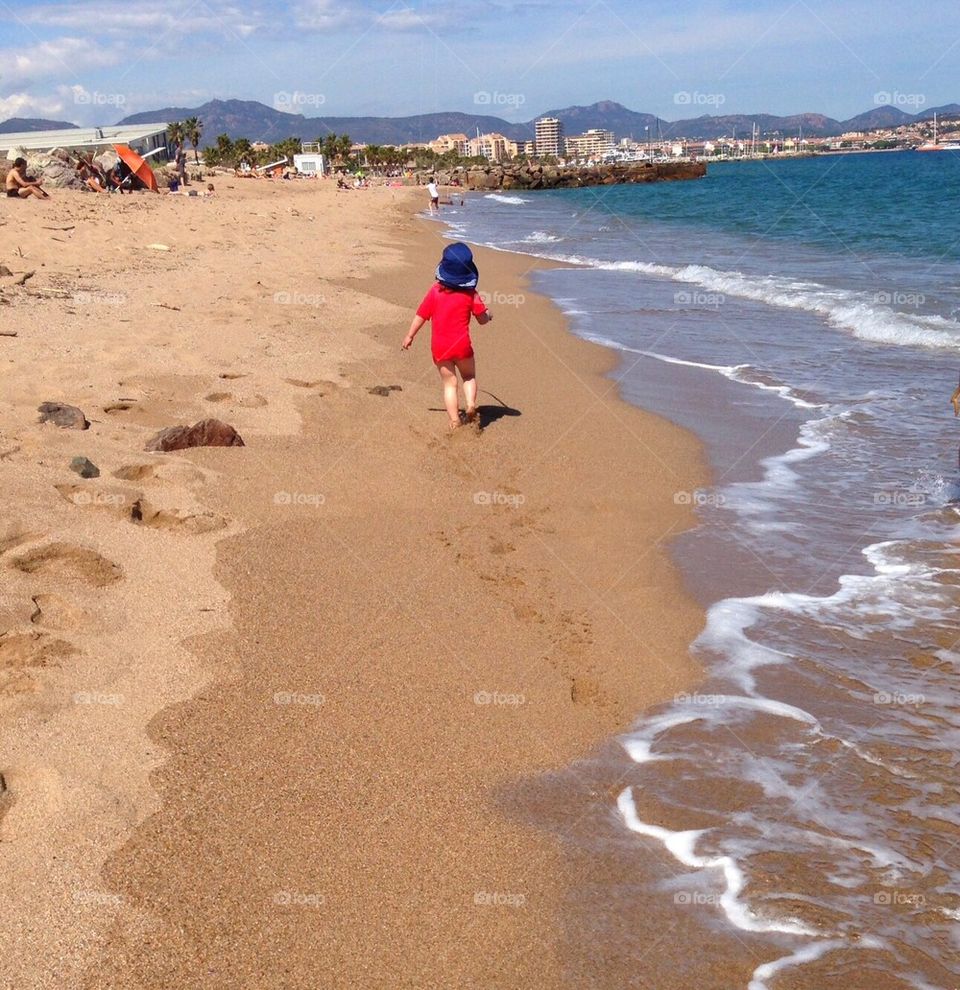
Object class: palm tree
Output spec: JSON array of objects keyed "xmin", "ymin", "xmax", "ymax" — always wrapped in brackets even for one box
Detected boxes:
[
  {"xmin": 184, "ymin": 117, "xmax": 203, "ymax": 163},
  {"xmin": 167, "ymin": 120, "xmax": 185, "ymax": 162}
]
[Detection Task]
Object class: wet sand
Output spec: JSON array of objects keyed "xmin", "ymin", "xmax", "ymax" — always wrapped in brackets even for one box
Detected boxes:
[{"xmin": 1, "ymin": 181, "xmax": 707, "ymax": 987}]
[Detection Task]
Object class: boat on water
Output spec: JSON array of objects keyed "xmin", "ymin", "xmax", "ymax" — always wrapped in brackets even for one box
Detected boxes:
[{"xmin": 915, "ymin": 112, "xmax": 960, "ymax": 151}]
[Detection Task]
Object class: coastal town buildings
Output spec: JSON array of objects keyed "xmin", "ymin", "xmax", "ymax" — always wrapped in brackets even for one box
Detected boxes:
[
  {"xmin": 534, "ymin": 117, "xmax": 564, "ymax": 157},
  {"xmin": 564, "ymin": 128, "xmax": 615, "ymax": 160},
  {"xmin": 466, "ymin": 132, "xmax": 519, "ymax": 162},
  {"xmin": 430, "ymin": 133, "xmax": 469, "ymax": 155}
]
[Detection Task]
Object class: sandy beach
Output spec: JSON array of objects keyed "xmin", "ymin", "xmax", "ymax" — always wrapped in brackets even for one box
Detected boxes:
[{"xmin": 0, "ymin": 179, "xmax": 707, "ymax": 987}]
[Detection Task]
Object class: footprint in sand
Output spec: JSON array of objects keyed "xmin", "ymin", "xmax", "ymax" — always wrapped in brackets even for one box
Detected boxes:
[
  {"xmin": 112, "ymin": 464, "xmax": 156, "ymax": 482},
  {"xmin": 0, "ymin": 522, "xmax": 40, "ymax": 557},
  {"xmin": 129, "ymin": 498, "xmax": 227, "ymax": 534},
  {"xmin": 11, "ymin": 543, "xmax": 122, "ymax": 587},
  {"xmin": 29, "ymin": 593, "xmax": 89, "ymax": 631},
  {"xmin": 0, "ymin": 630, "xmax": 77, "ymax": 697},
  {"xmin": 219, "ymin": 372, "xmax": 247, "ymax": 381},
  {"xmin": 205, "ymin": 392, "xmax": 232, "ymax": 403},
  {"xmin": 103, "ymin": 402, "xmax": 135, "ymax": 414}
]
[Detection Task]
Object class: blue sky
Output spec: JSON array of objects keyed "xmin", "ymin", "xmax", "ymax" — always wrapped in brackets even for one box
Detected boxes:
[{"xmin": 2, "ymin": 0, "xmax": 958, "ymax": 127}]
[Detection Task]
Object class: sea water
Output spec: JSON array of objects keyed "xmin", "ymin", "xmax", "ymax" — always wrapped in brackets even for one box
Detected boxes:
[{"xmin": 438, "ymin": 153, "xmax": 960, "ymax": 988}]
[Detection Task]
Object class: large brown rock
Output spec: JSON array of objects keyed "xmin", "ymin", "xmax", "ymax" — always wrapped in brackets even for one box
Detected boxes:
[
  {"xmin": 145, "ymin": 418, "xmax": 245, "ymax": 452},
  {"xmin": 38, "ymin": 402, "xmax": 89, "ymax": 430}
]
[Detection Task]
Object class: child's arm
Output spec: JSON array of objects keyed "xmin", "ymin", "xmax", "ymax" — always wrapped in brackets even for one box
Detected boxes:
[{"xmin": 402, "ymin": 315, "xmax": 426, "ymax": 350}]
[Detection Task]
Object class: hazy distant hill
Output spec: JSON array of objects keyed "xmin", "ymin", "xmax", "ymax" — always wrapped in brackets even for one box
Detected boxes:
[
  {"xmin": 84, "ymin": 96, "xmax": 960, "ymax": 145},
  {"xmin": 0, "ymin": 117, "xmax": 78, "ymax": 134},
  {"xmin": 916, "ymin": 103, "xmax": 960, "ymax": 121},
  {"xmin": 118, "ymin": 98, "xmax": 531, "ymax": 144}
]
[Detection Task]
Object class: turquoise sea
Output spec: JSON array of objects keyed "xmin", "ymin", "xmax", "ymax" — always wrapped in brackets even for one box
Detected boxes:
[{"xmin": 439, "ymin": 151, "xmax": 960, "ymax": 989}]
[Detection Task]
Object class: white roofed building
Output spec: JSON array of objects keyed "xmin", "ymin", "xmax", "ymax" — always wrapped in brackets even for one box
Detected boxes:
[{"xmin": 0, "ymin": 123, "xmax": 170, "ymax": 160}]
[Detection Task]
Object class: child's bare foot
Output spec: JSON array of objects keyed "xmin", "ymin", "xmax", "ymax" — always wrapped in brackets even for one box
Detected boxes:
[
  {"xmin": 465, "ymin": 407, "xmax": 478, "ymax": 423},
  {"xmin": 448, "ymin": 418, "xmax": 462, "ymax": 431}
]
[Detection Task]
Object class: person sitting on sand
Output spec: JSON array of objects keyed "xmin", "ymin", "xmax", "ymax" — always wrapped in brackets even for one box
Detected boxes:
[
  {"xmin": 6, "ymin": 158, "xmax": 50, "ymax": 199},
  {"xmin": 76, "ymin": 159, "xmax": 106, "ymax": 192},
  {"xmin": 402, "ymin": 242, "xmax": 492, "ymax": 430}
]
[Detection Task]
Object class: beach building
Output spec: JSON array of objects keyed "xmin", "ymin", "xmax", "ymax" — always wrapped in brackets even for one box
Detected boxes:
[
  {"xmin": 292, "ymin": 152, "xmax": 326, "ymax": 175},
  {"xmin": 534, "ymin": 117, "xmax": 564, "ymax": 157},
  {"xmin": 430, "ymin": 133, "xmax": 469, "ymax": 155},
  {"xmin": 564, "ymin": 128, "xmax": 615, "ymax": 160},
  {"xmin": 466, "ymin": 132, "xmax": 516, "ymax": 162},
  {"xmin": 0, "ymin": 123, "xmax": 170, "ymax": 160}
]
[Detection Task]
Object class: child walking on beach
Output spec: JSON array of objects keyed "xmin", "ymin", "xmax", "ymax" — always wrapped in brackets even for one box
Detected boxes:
[{"xmin": 402, "ymin": 242, "xmax": 492, "ymax": 429}]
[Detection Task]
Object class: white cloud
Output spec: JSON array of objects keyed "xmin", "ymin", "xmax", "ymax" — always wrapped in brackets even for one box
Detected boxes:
[
  {"xmin": 22, "ymin": 1, "xmax": 264, "ymax": 38},
  {"xmin": 0, "ymin": 92, "xmax": 69, "ymax": 121},
  {"xmin": 5, "ymin": 37, "xmax": 124, "ymax": 85}
]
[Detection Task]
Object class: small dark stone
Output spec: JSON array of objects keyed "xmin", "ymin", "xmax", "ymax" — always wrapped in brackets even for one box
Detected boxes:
[
  {"xmin": 38, "ymin": 402, "xmax": 89, "ymax": 430},
  {"xmin": 387, "ymin": 385, "xmax": 403, "ymax": 392},
  {"xmin": 70, "ymin": 456, "xmax": 100, "ymax": 479},
  {"xmin": 368, "ymin": 386, "xmax": 392, "ymax": 397}
]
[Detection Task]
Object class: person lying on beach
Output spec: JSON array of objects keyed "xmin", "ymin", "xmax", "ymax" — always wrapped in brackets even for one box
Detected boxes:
[
  {"xmin": 402, "ymin": 242, "xmax": 492, "ymax": 429},
  {"xmin": 5, "ymin": 158, "xmax": 50, "ymax": 199}
]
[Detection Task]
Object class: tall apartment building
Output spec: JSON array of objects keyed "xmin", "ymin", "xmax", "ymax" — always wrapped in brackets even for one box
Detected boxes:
[{"xmin": 534, "ymin": 117, "xmax": 564, "ymax": 157}]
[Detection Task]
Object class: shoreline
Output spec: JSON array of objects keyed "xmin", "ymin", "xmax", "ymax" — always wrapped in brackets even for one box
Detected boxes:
[{"xmin": 2, "ymin": 182, "xmax": 710, "ymax": 987}]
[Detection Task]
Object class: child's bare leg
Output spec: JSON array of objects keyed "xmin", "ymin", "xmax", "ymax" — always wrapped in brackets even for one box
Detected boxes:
[
  {"xmin": 458, "ymin": 357, "xmax": 478, "ymax": 419},
  {"xmin": 437, "ymin": 361, "xmax": 461, "ymax": 427}
]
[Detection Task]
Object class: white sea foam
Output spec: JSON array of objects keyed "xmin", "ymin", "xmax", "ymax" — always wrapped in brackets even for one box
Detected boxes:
[
  {"xmin": 521, "ymin": 230, "xmax": 562, "ymax": 243},
  {"xmin": 577, "ymin": 335, "xmax": 822, "ymax": 411},
  {"xmin": 747, "ymin": 939, "xmax": 879, "ymax": 990},
  {"xmin": 484, "ymin": 193, "xmax": 528, "ymax": 205},
  {"xmin": 533, "ymin": 252, "xmax": 960, "ymax": 350},
  {"xmin": 617, "ymin": 788, "xmax": 818, "ymax": 936}
]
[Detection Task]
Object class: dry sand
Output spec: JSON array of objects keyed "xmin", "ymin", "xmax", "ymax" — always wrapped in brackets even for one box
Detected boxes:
[{"xmin": 0, "ymin": 178, "xmax": 707, "ymax": 987}]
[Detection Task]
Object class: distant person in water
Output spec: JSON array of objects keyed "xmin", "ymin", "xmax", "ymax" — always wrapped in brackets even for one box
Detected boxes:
[
  {"xmin": 402, "ymin": 242, "xmax": 492, "ymax": 429},
  {"xmin": 5, "ymin": 158, "xmax": 49, "ymax": 199},
  {"xmin": 427, "ymin": 177, "xmax": 439, "ymax": 212}
]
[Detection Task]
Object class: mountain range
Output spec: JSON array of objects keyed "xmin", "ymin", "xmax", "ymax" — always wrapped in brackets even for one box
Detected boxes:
[{"xmin": 3, "ymin": 99, "xmax": 959, "ymax": 145}]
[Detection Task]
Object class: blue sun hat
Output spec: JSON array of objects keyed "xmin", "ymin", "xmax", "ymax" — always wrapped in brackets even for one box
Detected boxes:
[{"xmin": 436, "ymin": 241, "xmax": 479, "ymax": 290}]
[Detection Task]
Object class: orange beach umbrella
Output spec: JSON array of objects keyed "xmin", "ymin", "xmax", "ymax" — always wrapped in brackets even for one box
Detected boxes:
[{"xmin": 113, "ymin": 144, "xmax": 158, "ymax": 192}]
